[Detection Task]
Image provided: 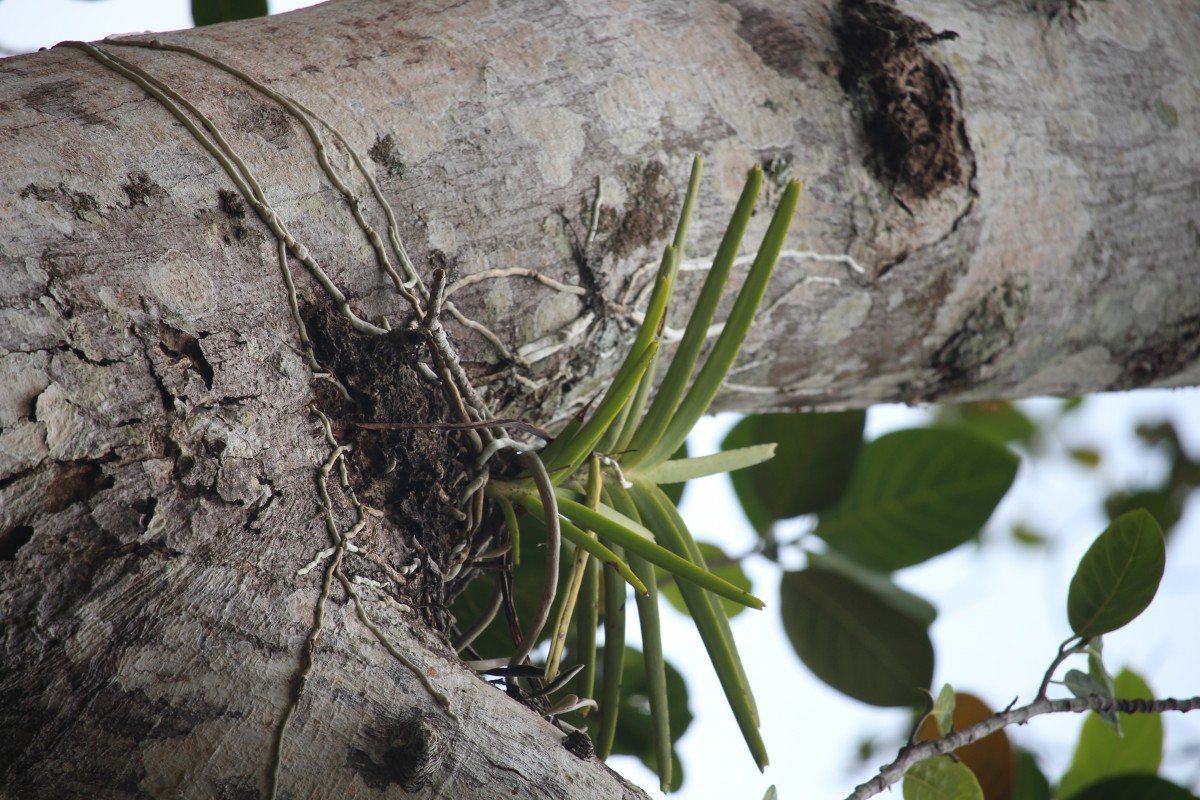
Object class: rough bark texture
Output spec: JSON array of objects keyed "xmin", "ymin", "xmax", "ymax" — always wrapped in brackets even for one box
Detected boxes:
[{"xmin": 0, "ymin": 0, "xmax": 1197, "ymax": 797}]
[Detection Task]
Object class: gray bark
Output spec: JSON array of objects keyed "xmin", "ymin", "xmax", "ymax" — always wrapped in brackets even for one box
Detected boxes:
[{"xmin": 0, "ymin": 0, "xmax": 1196, "ymax": 797}]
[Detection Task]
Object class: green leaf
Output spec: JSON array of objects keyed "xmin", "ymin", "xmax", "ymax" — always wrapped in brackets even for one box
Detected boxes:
[
  {"xmin": 625, "ymin": 167, "xmax": 763, "ymax": 460},
  {"xmin": 816, "ymin": 428, "xmax": 1019, "ymax": 571},
  {"xmin": 724, "ymin": 411, "xmax": 866, "ymax": 535},
  {"xmin": 192, "ymin": 0, "xmax": 267, "ymax": 27},
  {"xmin": 598, "ymin": 645, "xmax": 692, "ymax": 791},
  {"xmin": 553, "ymin": 492, "xmax": 765, "ymax": 609},
  {"xmin": 660, "ymin": 439, "xmax": 688, "ymax": 506},
  {"xmin": 631, "ymin": 482, "xmax": 768, "ymax": 770},
  {"xmin": 763, "ymin": 787, "xmax": 778, "ymax": 800},
  {"xmin": 1062, "ymin": 669, "xmax": 1113, "ymax": 701},
  {"xmin": 1071, "ymin": 775, "xmax": 1199, "ymax": 800},
  {"xmin": 934, "ymin": 401, "xmax": 1036, "ymax": 446},
  {"xmin": 1067, "ymin": 510, "xmax": 1165, "ymax": 638},
  {"xmin": 1012, "ymin": 750, "xmax": 1051, "ymax": 800},
  {"xmin": 806, "ymin": 549, "xmax": 938, "ymax": 627},
  {"xmin": 931, "ymin": 684, "xmax": 956, "ymax": 737},
  {"xmin": 1058, "ymin": 669, "xmax": 1163, "ymax": 799},
  {"xmin": 637, "ymin": 443, "xmax": 777, "ymax": 485},
  {"xmin": 903, "ymin": 756, "xmax": 984, "ymax": 800},
  {"xmin": 658, "ymin": 541, "xmax": 753, "ymax": 620},
  {"xmin": 516, "ymin": 494, "xmax": 647, "ymax": 595},
  {"xmin": 779, "ymin": 568, "xmax": 933, "ymax": 707},
  {"xmin": 627, "ymin": 178, "xmax": 802, "ymax": 469}
]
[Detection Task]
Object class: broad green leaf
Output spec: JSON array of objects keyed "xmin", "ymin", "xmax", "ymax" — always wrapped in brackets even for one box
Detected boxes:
[
  {"xmin": 1071, "ymin": 775, "xmax": 1198, "ymax": 800},
  {"xmin": 806, "ymin": 549, "xmax": 938, "ymax": 626},
  {"xmin": 637, "ymin": 444, "xmax": 777, "ymax": 485},
  {"xmin": 192, "ymin": 0, "xmax": 267, "ymax": 27},
  {"xmin": 1058, "ymin": 669, "xmax": 1163, "ymax": 799},
  {"xmin": 658, "ymin": 541, "xmax": 753, "ymax": 620},
  {"xmin": 1067, "ymin": 510, "xmax": 1165, "ymax": 638},
  {"xmin": 903, "ymin": 756, "xmax": 984, "ymax": 800},
  {"xmin": 1103, "ymin": 489, "xmax": 1179, "ymax": 542},
  {"xmin": 935, "ymin": 401, "xmax": 1036, "ymax": 446},
  {"xmin": 931, "ymin": 684, "xmax": 956, "ymax": 737},
  {"xmin": 916, "ymin": 691, "xmax": 1015, "ymax": 800},
  {"xmin": 780, "ymin": 568, "xmax": 933, "ymax": 707},
  {"xmin": 1012, "ymin": 750, "xmax": 1051, "ymax": 800},
  {"xmin": 816, "ymin": 428, "xmax": 1019, "ymax": 571},
  {"xmin": 1088, "ymin": 639, "xmax": 1120, "ymax": 729},
  {"xmin": 724, "ymin": 411, "xmax": 865, "ymax": 535}
]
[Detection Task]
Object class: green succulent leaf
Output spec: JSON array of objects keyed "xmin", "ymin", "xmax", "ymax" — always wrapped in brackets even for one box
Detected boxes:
[
  {"xmin": 625, "ymin": 167, "xmax": 764, "ymax": 460},
  {"xmin": 1067, "ymin": 509, "xmax": 1165, "ymax": 638},
  {"xmin": 724, "ymin": 411, "xmax": 865, "ymax": 535},
  {"xmin": 903, "ymin": 756, "xmax": 984, "ymax": 800},
  {"xmin": 816, "ymin": 428, "xmax": 1019, "ymax": 571},
  {"xmin": 631, "ymin": 481, "xmax": 767, "ymax": 770},
  {"xmin": 636, "ymin": 444, "xmax": 777, "ymax": 485},
  {"xmin": 780, "ymin": 568, "xmax": 933, "ymax": 707},
  {"xmin": 657, "ymin": 541, "xmax": 753, "ymax": 620},
  {"xmin": 553, "ymin": 492, "xmax": 765, "ymax": 609},
  {"xmin": 602, "ymin": 645, "xmax": 692, "ymax": 792},
  {"xmin": 627, "ymin": 177, "xmax": 802, "ymax": 469}
]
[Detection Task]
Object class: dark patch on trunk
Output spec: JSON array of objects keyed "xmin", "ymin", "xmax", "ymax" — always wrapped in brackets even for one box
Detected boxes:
[
  {"xmin": 605, "ymin": 161, "xmax": 677, "ymax": 260},
  {"xmin": 930, "ymin": 280, "xmax": 1029, "ymax": 390},
  {"xmin": 20, "ymin": 77, "xmax": 118, "ymax": 129},
  {"xmin": 734, "ymin": 5, "xmax": 811, "ymax": 80},
  {"xmin": 196, "ymin": 189, "xmax": 259, "ymax": 247},
  {"xmin": 19, "ymin": 182, "xmax": 104, "ymax": 223},
  {"xmin": 834, "ymin": 0, "xmax": 965, "ymax": 199},
  {"xmin": 120, "ymin": 172, "xmax": 166, "ymax": 209},
  {"xmin": 158, "ymin": 327, "xmax": 215, "ymax": 390},
  {"xmin": 1118, "ymin": 314, "xmax": 1200, "ymax": 389},
  {"xmin": 226, "ymin": 90, "xmax": 293, "ymax": 150},
  {"xmin": 349, "ymin": 710, "xmax": 451, "ymax": 791},
  {"xmin": 44, "ymin": 461, "xmax": 116, "ymax": 515},
  {"xmin": 0, "ymin": 525, "xmax": 34, "ymax": 561},
  {"xmin": 303, "ymin": 304, "xmax": 466, "ymax": 628},
  {"xmin": 368, "ymin": 134, "xmax": 408, "ymax": 178}
]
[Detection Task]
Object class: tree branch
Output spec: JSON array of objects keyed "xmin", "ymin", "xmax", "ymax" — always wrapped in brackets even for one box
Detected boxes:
[{"xmin": 846, "ymin": 695, "xmax": 1200, "ymax": 800}]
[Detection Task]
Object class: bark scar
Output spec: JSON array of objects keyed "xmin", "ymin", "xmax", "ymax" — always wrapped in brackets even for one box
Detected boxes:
[{"xmin": 835, "ymin": 0, "xmax": 965, "ymax": 200}]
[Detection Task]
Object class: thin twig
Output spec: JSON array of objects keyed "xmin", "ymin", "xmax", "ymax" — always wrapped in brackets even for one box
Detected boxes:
[{"xmin": 846, "ymin": 694, "xmax": 1200, "ymax": 800}]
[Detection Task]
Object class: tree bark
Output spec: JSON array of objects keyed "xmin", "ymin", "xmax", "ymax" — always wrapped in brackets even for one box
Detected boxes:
[{"xmin": 0, "ymin": 0, "xmax": 1196, "ymax": 797}]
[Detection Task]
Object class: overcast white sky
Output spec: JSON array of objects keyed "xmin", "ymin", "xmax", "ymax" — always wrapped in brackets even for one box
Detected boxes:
[{"xmin": 3, "ymin": 3, "xmax": 1198, "ymax": 798}]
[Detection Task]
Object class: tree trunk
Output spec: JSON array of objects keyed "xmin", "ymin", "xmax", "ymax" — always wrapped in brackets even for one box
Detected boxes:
[{"xmin": 0, "ymin": 0, "xmax": 1195, "ymax": 797}]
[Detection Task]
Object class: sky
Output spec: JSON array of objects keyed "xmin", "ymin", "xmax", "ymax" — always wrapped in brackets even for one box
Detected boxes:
[{"xmin": 3, "ymin": 2, "xmax": 1198, "ymax": 798}]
